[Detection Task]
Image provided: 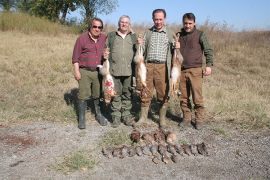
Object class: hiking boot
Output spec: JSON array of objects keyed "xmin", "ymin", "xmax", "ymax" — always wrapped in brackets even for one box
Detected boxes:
[{"xmin": 111, "ymin": 116, "xmax": 121, "ymax": 128}]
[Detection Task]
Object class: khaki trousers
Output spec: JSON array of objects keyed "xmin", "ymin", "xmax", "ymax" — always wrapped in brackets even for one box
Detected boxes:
[
  {"xmin": 180, "ymin": 67, "xmax": 204, "ymax": 122},
  {"xmin": 141, "ymin": 63, "xmax": 168, "ymax": 107}
]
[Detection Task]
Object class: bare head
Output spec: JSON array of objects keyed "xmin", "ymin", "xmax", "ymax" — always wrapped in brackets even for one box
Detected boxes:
[
  {"xmin": 152, "ymin": 9, "xmax": 166, "ymax": 31},
  {"xmin": 182, "ymin": 13, "xmax": 196, "ymax": 33},
  {"xmin": 118, "ymin": 15, "xmax": 131, "ymax": 34},
  {"xmin": 89, "ymin": 17, "xmax": 103, "ymax": 38}
]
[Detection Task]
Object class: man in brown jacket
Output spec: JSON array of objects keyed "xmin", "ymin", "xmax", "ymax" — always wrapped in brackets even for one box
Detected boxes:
[{"xmin": 176, "ymin": 13, "xmax": 213, "ymax": 130}]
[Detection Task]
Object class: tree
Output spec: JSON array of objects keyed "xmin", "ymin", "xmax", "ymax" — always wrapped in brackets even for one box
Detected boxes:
[
  {"xmin": 80, "ymin": 0, "xmax": 118, "ymax": 23},
  {"xmin": 0, "ymin": 0, "xmax": 17, "ymax": 11}
]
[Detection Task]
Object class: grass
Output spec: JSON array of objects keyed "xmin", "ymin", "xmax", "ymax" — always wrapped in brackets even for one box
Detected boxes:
[
  {"xmin": 98, "ymin": 129, "xmax": 133, "ymax": 148},
  {"xmin": 52, "ymin": 151, "xmax": 97, "ymax": 174},
  {"xmin": 0, "ymin": 12, "xmax": 269, "ymax": 130}
]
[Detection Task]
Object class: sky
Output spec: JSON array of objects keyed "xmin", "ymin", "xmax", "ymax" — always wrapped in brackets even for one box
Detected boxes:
[{"xmin": 70, "ymin": 0, "xmax": 270, "ymax": 31}]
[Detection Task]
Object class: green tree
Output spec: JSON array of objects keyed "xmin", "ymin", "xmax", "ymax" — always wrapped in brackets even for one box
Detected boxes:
[
  {"xmin": 80, "ymin": 0, "xmax": 118, "ymax": 23},
  {"xmin": 0, "ymin": 0, "xmax": 17, "ymax": 11}
]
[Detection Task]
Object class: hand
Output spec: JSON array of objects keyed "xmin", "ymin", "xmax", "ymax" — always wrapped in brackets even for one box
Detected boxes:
[
  {"xmin": 74, "ymin": 70, "xmax": 81, "ymax": 81},
  {"xmin": 174, "ymin": 41, "xmax": 180, "ymax": 49},
  {"xmin": 103, "ymin": 48, "xmax": 110, "ymax": 60},
  {"xmin": 137, "ymin": 37, "xmax": 144, "ymax": 46},
  {"xmin": 203, "ymin": 67, "xmax": 212, "ymax": 76}
]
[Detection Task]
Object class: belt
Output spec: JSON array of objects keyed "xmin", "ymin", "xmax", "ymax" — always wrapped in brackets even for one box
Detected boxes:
[
  {"xmin": 80, "ymin": 67, "xmax": 97, "ymax": 71},
  {"xmin": 147, "ymin": 60, "xmax": 166, "ymax": 64}
]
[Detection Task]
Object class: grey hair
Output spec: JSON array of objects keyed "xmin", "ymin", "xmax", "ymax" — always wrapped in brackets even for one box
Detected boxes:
[{"xmin": 118, "ymin": 15, "xmax": 131, "ymax": 26}]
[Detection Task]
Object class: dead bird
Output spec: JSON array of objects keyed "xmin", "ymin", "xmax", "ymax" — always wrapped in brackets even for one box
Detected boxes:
[
  {"xmin": 102, "ymin": 147, "xmax": 113, "ymax": 159},
  {"xmin": 162, "ymin": 152, "xmax": 171, "ymax": 164},
  {"xmin": 150, "ymin": 144, "xmax": 159, "ymax": 156},
  {"xmin": 128, "ymin": 146, "xmax": 136, "ymax": 157},
  {"xmin": 158, "ymin": 144, "xmax": 167, "ymax": 155},
  {"xmin": 130, "ymin": 129, "xmax": 141, "ymax": 143},
  {"xmin": 142, "ymin": 144, "xmax": 152, "ymax": 156},
  {"xmin": 174, "ymin": 144, "xmax": 184, "ymax": 156},
  {"xmin": 182, "ymin": 144, "xmax": 192, "ymax": 156},
  {"xmin": 112, "ymin": 147, "xmax": 122, "ymax": 157},
  {"xmin": 171, "ymin": 154, "xmax": 180, "ymax": 163},
  {"xmin": 167, "ymin": 144, "xmax": 177, "ymax": 155},
  {"xmin": 190, "ymin": 144, "xmax": 199, "ymax": 156},
  {"xmin": 152, "ymin": 153, "xmax": 162, "ymax": 164},
  {"xmin": 135, "ymin": 146, "xmax": 143, "ymax": 156},
  {"xmin": 197, "ymin": 142, "xmax": 208, "ymax": 156},
  {"xmin": 153, "ymin": 128, "xmax": 166, "ymax": 144},
  {"xmin": 119, "ymin": 145, "xmax": 129, "ymax": 159},
  {"xmin": 142, "ymin": 133, "xmax": 155, "ymax": 144},
  {"xmin": 166, "ymin": 131, "xmax": 177, "ymax": 145}
]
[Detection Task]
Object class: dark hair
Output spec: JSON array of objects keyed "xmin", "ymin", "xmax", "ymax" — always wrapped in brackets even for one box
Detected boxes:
[
  {"xmin": 182, "ymin": 13, "xmax": 196, "ymax": 22},
  {"xmin": 89, "ymin": 17, "xmax": 103, "ymax": 30},
  {"xmin": 152, "ymin": 9, "xmax": 166, "ymax": 19}
]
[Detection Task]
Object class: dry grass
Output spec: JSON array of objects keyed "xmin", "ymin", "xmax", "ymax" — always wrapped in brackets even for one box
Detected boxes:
[{"xmin": 0, "ymin": 13, "xmax": 269, "ymax": 130}]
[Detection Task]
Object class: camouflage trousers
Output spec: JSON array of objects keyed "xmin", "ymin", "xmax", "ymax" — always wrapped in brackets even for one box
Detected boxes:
[{"xmin": 111, "ymin": 76, "xmax": 132, "ymax": 119}]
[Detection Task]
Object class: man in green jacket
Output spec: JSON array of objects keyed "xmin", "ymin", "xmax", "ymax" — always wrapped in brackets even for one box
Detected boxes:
[
  {"xmin": 176, "ymin": 13, "xmax": 213, "ymax": 130},
  {"xmin": 137, "ymin": 9, "xmax": 174, "ymax": 128},
  {"xmin": 105, "ymin": 15, "xmax": 137, "ymax": 127}
]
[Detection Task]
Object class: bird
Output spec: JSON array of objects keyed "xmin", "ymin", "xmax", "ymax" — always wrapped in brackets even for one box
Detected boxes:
[
  {"xmin": 142, "ymin": 133, "xmax": 155, "ymax": 144},
  {"xmin": 130, "ymin": 129, "xmax": 141, "ymax": 143},
  {"xmin": 112, "ymin": 147, "xmax": 122, "ymax": 157},
  {"xmin": 119, "ymin": 145, "xmax": 129, "ymax": 159},
  {"xmin": 167, "ymin": 144, "xmax": 177, "ymax": 155},
  {"xmin": 158, "ymin": 144, "xmax": 167, "ymax": 155},
  {"xmin": 153, "ymin": 128, "xmax": 166, "ymax": 144},
  {"xmin": 171, "ymin": 154, "xmax": 180, "ymax": 163},
  {"xmin": 102, "ymin": 147, "xmax": 113, "ymax": 159},
  {"xmin": 174, "ymin": 144, "xmax": 184, "ymax": 156},
  {"xmin": 197, "ymin": 142, "xmax": 208, "ymax": 156},
  {"xmin": 190, "ymin": 144, "xmax": 199, "ymax": 156},
  {"xmin": 150, "ymin": 144, "xmax": 159, "ymax": 156},
  {"xmin": 182, "ymin": 144, "xmax": 192, "ymax": 156},
  {"xmin": 135, "ymin": 146, "xmax": 143, "ymax": 156},
  {"xmin": 142, "ymin": 144, "xmax": 152, "ymax": 156},
  {"xmin": 97, "ymin": 48, "xmax": 116, "ymax": 104},
  {"xmin": 166, "ymin": 131, "xmax": 177, "ymax": 145},
  {"xmin": 128, "ymin": 146, "xmax": 136, "ymax": 157}
]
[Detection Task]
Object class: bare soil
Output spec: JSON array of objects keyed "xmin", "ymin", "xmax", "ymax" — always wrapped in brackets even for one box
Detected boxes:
[{"xmin": 0, "ymin": 115, "xmax": 270, "ymax": 180}]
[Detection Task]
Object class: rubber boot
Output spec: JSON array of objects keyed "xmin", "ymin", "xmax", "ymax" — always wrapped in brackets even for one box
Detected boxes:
[
  {"xmin": 94, "ymin": 99, "xmax": 108, "ymax": 126},
  {"xmin": 159, "ymin": 104, "xmax": 168, "ymax": 128},
  {"xmin": 111, "ymin": 116, "xmax": 121, "ymax": 128},
  {"xmin": 136, "ymin": 106, "xmax": 149, "ymax": 125},
  {"xmin": 78, "ymin": 100, "xmax": 86, "ymax": 129}
]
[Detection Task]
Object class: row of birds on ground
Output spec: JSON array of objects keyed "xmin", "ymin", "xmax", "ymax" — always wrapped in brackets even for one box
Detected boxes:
[{"xmin": 102, "ymin": 128, "xmax": 208, "ymax": 164}]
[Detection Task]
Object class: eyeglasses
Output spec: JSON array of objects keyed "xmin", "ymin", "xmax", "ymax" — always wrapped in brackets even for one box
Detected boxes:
[{"xmin": 92, "ymin": 25, "xmax": 103, "ymax": 30}]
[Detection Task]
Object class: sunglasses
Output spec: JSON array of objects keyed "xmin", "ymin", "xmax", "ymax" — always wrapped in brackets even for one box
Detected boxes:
[{"xmin": 92, "ymin": 25, "xmax": 103, "ymax": 30}]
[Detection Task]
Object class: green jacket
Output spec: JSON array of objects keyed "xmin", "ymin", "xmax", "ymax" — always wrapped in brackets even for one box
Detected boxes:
[
  {"xmin": 107, "ymin": 31, "xmax": 137, "ymax": 76},
  {"xmin": 143, "ymin": 26, "xmax": 174, "ymax": 97}
]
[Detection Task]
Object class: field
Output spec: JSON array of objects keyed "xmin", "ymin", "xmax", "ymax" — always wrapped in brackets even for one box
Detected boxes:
[{"xmin": 0, "ymin": 13, "xmax": 270, "ymax": 179}]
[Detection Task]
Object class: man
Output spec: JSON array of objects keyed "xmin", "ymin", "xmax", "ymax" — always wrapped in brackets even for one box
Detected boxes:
[
  {"xmin": 137, "ymin": 9, "xmax": 174, "ymax": 128},
  {"xmin": 104, "ymin": 15, "xmax": 137, "ymax": 128},
  {"xmin": 72, "ymin": 17, "xmax": 108, "ymax": 129},
  {"xmin": 176, "ymin": 13, "xmax": 213, "ymax": 130}
]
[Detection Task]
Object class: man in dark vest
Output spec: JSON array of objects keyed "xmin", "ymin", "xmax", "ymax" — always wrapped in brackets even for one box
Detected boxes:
[
  {"xmin": 176, "ymin": 13, "xmax": 213, "ymax": 130},
  {"xmin": 104, "ymin": 15, "xmax": 137, "ymax": 127},
  {"xmin": 72, "ymin": 17, "xmax": 108, "ymax": 129}
]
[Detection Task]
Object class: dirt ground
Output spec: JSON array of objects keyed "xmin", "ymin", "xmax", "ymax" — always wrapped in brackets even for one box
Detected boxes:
[{"xmin": 0, "ymin": 113, "xmax": 270, "ymax": 180}]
